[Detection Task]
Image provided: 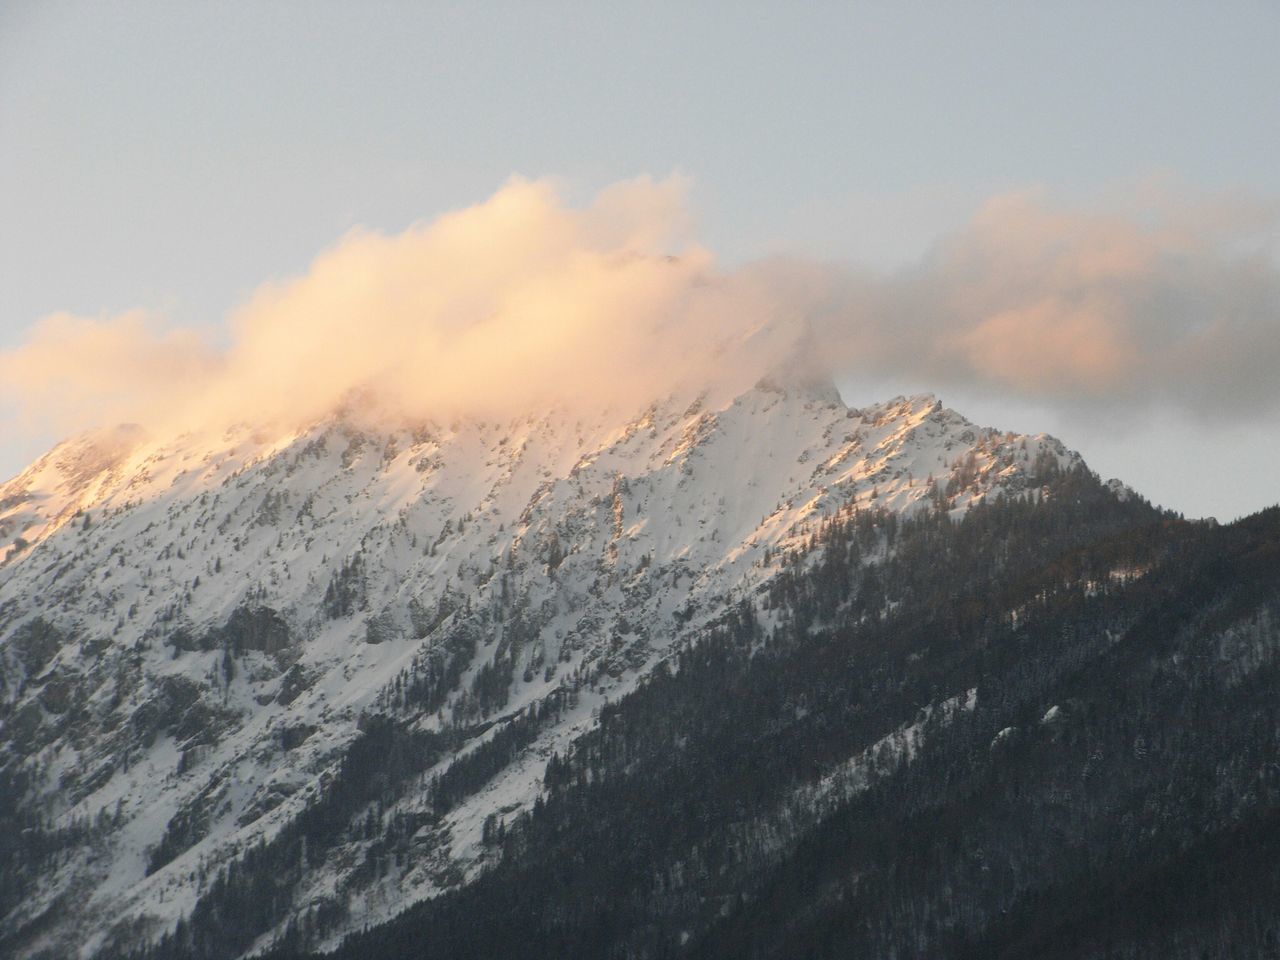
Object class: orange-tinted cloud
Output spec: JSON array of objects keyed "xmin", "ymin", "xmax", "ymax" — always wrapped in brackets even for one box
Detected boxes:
[
  {"xmin": 0, "ymin": 311, "xmax": 220, "ymax": 434},
  {"xmin": 2, "ymin": 177, "xmax": 1278, "ymax": 454},
  {"xmin": 2, "ymin": 176, "xmax": 805, "ymax": 439},
  {"xmin": 841, "ymin": 186, "xmax": 1280, "ymax": 411}
]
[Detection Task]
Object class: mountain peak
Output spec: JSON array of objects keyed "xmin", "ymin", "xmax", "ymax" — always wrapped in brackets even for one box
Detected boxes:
[
  {"xmin": 0, "ymin": 390, "xmax": 1097, "ymax": 956},
  {"xmin": 851, "ymin": 391, "xmax": 942, "ymax": 421},
  {"xmin": 749, "ymin": 374, "xmax": 844, "ymax": 407}
]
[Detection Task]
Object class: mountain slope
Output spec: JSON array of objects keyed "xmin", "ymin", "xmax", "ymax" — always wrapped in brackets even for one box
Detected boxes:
[
  {"xmin": 0, "ymin": 383, "xmax": 1080, "ymax": 959},
  {"xmin": 267, "ymin": 492, "xmax": 1280, "ymax": 960}
]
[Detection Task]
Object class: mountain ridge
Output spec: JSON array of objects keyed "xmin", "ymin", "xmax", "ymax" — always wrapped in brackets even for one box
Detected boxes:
[{"xmin": 1, "ymin": 381, "xmax": 1092, "ymax": 958}]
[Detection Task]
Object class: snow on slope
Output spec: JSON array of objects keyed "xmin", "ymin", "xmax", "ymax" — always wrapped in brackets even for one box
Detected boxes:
[{"xmin": 0, "ymin": 381, "xmax": 1079, "ymax": 958}]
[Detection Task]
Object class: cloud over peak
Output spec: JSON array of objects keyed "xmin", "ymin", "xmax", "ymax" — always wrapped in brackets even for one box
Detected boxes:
[{"xmin": 2, "ymin": 176, "xmax": 1278, "ymax": 451}]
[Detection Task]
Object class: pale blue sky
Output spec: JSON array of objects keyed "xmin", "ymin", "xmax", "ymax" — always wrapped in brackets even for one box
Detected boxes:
[{"xmin": 2, "ymin": 2, "xmax": 1279, "ymax": 518}]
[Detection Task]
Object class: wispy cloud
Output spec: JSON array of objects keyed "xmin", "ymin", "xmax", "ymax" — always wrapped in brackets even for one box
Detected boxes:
[
  {"xmin": 850, "ymin": 186, "xmax": 1280, "ymax": 413},
  {"xmin": 2, "ymin": 177, "xmax": 1277, "ymax": 448}
]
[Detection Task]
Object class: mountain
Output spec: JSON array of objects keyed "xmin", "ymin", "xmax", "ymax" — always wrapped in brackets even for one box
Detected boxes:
[{"xmin": 3, "ymin": 381, "xmax": 1277, "ymax": 960}]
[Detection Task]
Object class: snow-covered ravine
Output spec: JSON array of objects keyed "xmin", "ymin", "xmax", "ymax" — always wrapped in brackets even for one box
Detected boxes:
[{"xmin": 0, "ymin": 381, "xmax": 1079, "ymax": 958}]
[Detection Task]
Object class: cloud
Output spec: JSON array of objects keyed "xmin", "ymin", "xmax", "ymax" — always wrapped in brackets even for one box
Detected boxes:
[
  {"xmin": 0, "ymin": 311, "xmax": 220, "ymax": 435},
  {"xmin": 2, "ymin": 177, "xmax": 1278, "ymax": 451},
  {"xmin": 2, "ymin": 175, "xmax": 800, "ymax": 438},
  {"xmin": 828, "ymin": 186, "xmax": 1280, "ymax": 415}
]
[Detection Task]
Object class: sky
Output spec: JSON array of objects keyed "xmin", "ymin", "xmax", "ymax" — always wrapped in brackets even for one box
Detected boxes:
[{"xmin": 1, "ymin": 2, "xmax": 1278, "ymax": 520}]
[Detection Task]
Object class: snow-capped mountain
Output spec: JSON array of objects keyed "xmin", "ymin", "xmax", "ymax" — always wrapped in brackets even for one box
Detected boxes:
[{"xmin": 0, "ymin": 381, "xmax": 1080, "ymax": 959}]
